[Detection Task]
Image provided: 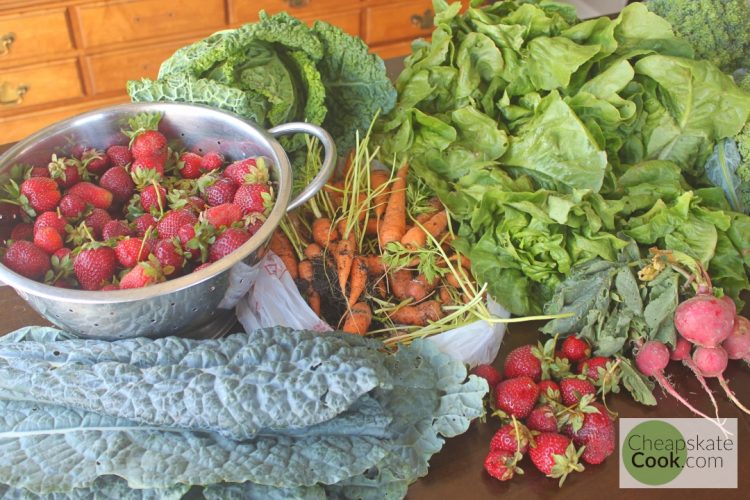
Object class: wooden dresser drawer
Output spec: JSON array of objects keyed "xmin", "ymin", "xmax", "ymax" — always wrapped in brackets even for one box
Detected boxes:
[
  {"xmin": 232, "ymin": 0, "xmax": 356, "ymax": 23},
  {"xmin": 87, "ymin": 43, "xmax": 184, "ymax": 95},
  {"xmin": 0, "ymin": 9, "xmax": 74, "ymax": 67},
  {"xmin": 77, "ymin": 0, "xmax": 226, "ymax": 48},
  {"xmin": 0, "ymin": 59, "xmax": 83, "ymax": 112},
  {"xmin": 303, "ymin": 9, "xmax": 360, "ymax": 37},
  {"xmin": 364, "ymin": 0, "xmax": 435, "ymax": 46}
]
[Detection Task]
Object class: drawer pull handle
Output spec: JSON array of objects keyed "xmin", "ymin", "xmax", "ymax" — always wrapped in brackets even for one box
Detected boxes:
[
  {"xmin": 286, "ymin": 0, "xmax": 310, "ymax": 7},
  {"xmin": 0, "ymin": 83, "xmax": 28, "ymax": 105},
  {"xmin": 0, "ymin": 32, "xmax": 15, "ymax": 56},
  {"xmin": 411, "ymin": 9, "xmax": 434, "ymax": 30}
]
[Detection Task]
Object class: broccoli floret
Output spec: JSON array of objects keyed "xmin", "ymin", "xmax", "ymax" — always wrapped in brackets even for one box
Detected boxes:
[{"xmin": 648, "ymin": 0, "xmax": 750, "ymax": 74}]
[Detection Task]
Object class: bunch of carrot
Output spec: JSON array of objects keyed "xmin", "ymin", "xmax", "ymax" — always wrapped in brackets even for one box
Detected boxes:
[{"xmin": 271, "ymin": 134, "xmax": 480, "ymax": 339}]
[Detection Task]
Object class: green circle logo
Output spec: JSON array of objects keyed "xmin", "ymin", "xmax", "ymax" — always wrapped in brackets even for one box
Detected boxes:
[{"xmin": 623, "ymin": 420, "xmax": 687, "ymax": 485}]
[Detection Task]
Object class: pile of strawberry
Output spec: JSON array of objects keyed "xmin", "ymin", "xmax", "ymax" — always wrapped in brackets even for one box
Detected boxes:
[
  {"xmin": 473, "ymin": 336, "xmax": 617, "ymax": 486},
  {"xmin": 0, "ymin": 112, "xmax": 274, "ymax": 290}
]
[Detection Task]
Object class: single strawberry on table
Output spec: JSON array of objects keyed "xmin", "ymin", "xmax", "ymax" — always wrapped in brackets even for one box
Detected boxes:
[
  {"xmin": 472, "ymin": 364, "xmax": 502, "ymax": 389},
  {"xmin": 484, "ymin": 450, "xmax": 524, "ymax": 482},
  {"xmin": 489, "ymin": 421, "xmax": 532, "ymax": 454},
  {"xmin": 560, "ymin": 336, "xmax": 591, "ymax": 363},
  {"xmin": 563, "ymin": 402, "xmax": 615, "ymax": 465},
  {"xmin": 494, "ymin": 376, "xmax": 539, "ymax": 419},
  {"xmin": 503, "ymin": 344, "xmax": 542, "ymax": 382},
  {"xmin": 559, "ymin": 377, "xmax": 596, "ymax": 407},
  {"xmin": 526, "ymin": 404, "xmax": 558, "ymax": 433},
  {"xmin": 528, "ymin": 432, "xmax": 585, "ymax": 486},
  {"xmin": 577, "ymin": 356, "xmax": 611, "ymax": 382}
]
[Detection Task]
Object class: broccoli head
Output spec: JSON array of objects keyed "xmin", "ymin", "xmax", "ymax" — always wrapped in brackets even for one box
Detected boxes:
[{"xmin": 648, "ymin": 0, "xmax": 750, "ymax": 74}]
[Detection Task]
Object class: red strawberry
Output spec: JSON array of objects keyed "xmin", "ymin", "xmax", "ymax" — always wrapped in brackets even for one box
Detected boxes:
[
  {"xmin": 223, "ymin": 158, "xmax": 257, "ymax": 184},
  {"xmin": 178, "ymin": 152, "xmax": 203, "ymax": 179},
  {"xmin": 99, "ymin": 167, "xmax": 135, "ymax": 204},
  {"xmin": 577, "ymin": 357, "xmax": 610, "ymax": 382},
  {"xmin": 140, "ymin": 184, "xmax": 167, "ymax": 213},
  {"xmin": 564, "ymin": 402, "xmax": 615, "ymax": 465},
  {"xmin": 67, "ymin": 182, "xmax": 113, "ymax": 210},
  {"xmin": 131, "ymin": 130, "xmax": 168, "ymax": 165},
  {"xmin": 82, "ymin": 149, "xmax": 111, "ymax": 175},
  {"xmin": 528, "ymin": 433, "xmax": 584, "ymax": 484},
  {"xmin": 527, "ymin": 405, "xmax": 558, "ymax": 433},
  {"xmin": 209, "ymin": 227, "xmax": 250, "ymax": 261},
  {"xmin": 205, "ymin": 203, "xmax": 243, "ymax": 229},
  {"xmin": 1, "ymin": 240, "xmax": 50, "ymax": 279},
  {"xmin": 47, "ymin": 156, "xmax": 80, "ymax": 189},
  {"xmin": 538, "ymin": 380, "xmax": 561, "ymax": 403},
  {"xmin": 58, "ymin": 194, "xmax": 87, "ymax": 219},
  {"xmin": 115, "ymin": 237, "xmax": 152, "ymax": 268},
  {"xmin": 131, "ymin": 156, "xmax": 165, "ymax": 175},
  {"xmin": 185, "ymin": 196, "xmax": 206, "ymax": 214},
  {"xmin": 494, "ymin": 376, "xmax": 539, "ymax": 419},
  {"xmin": 10, "ymin": 223, "xmax": 33, "ymax": 242},
  {"xmin": 20, "ymin": 177, "xmax": 61, "ymax": 213},
  {"xmin": 484, "ymin": 450, "xmax": 523, "ymax": 482},
  {"xmin": 102, "ymin": 220, "xmax": 133, "ymax": 240},
  {"xmin": 106, "ymin": 145, "xmax": 132, "ymax": 168},
  {"xmin": 204, "ymin": 178, "xmax": 238, "ymax": 206},
  {"xmin": 472, "ymin": 364, "xmax": 502, "ymax": 388},
  {"xmin": 559, "ymin": 378, "xmax": 596, "ymax": 407},
  {"xmin": 200, "ymin": 151, "xmax": 224, "ymax": 171},
  {"xmin": 154, "ymin": 239, "xmax": 183, "ymax": 275},
  {"xmin": 33, "ymin": 211, "xmax": 67, "ymax": 236},
  {"xmin": 178, "ymin": 223, "xmax": 196, "ymax": 248},
  {"xmin": 0, "ymin": 203, "xmax": 21, "ymax": 238},
  {"xmin": 503, "ymin": 344, "xmax": 542, "ymax": 382},
  {"xmin": 489, "ymin": 422, "xmax": 531, "ymax": 454},
  {"xmin": 560, "ymin": 337, "xmax": 591, "ymax": 363},
  {"xmin": 52, "ymin": 246, "xmax": 71, "ymax": 261},
  {"xmin": 119, "ymin": 260, "xmax": 165, "ymax": 289},
  {"xmin": 234, "ymin": 183, "xmax": 270, "ymax": 214},
  {"xmin": 33, "ymin": 226, "xmax": 64, "ymax": 255},
  {"xmin": 133, "ymin": 214, "xmax": 157, "ymax": 237},
  {"xmin": 84, "ymin": 208, "xmax": 111, "ymax": 240},
  {"xmin": 246, "ymin": 216, "xmax": 265, "ymax": 235},
  {"xmin": 156, "ymin": 209, "xmax": 198, "ymax": 240},
  {"xmin": 70, "ymin": 143, "xmax": 87, "ymax": 159}
]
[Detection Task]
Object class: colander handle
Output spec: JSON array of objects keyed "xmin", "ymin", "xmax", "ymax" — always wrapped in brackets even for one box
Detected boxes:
[{"xmin": 268, "ymin": 123, "xmax": 337, "ymax": 212}]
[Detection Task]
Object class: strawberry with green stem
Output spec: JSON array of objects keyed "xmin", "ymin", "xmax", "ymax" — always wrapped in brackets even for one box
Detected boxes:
[
  {"xmin": 47, "ymin": 154, "xmax": 83, "ymax": 188},
  {"xmin": 44, "ymin": 249, "xmax": 75, "ymax": 286},
  {"xmin": 1, "ymin": 240, "xmax": 50, "ymax": 279},
  {"xmin": 120, "ymin": 254, "xmax": 172, "ymax": 289},
  {"xmin": 528, "ymin": 432, "xmax": 585, "ymax": 486},
  {"xmin": 124, "ymin": 112, "xmax": 168, "ymax": 172},
  {"xmin": 72, "ymin": 225, "xmax": 117, "ymax": 291}
]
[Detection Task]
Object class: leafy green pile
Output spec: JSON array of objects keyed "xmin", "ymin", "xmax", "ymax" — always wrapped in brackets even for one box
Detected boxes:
[
  {"xmin": 127, "ymin": 11, "xmax": 396, "ymax": 156},
  {"xmin": 378, "ymin": 0, "xmax": 750, "ymax": 315},
  {"xmin": 0, "ymin": 326, "xmax": 485, "ymax": 499}
]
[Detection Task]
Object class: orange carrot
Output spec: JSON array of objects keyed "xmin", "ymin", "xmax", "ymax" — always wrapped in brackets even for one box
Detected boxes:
[
  {"xmin": 298, "ymin": 259, "xmax": 314, "ymax": 284},
  {"xmin": 438, "ymin": 286, "xmax": 451, "ymax": 304},
  {"xmin": 450, "ymin": 253, "xmax": 472, "ymax": 270},
  {"xmin": 269, "ymin": 231, "xmax": 298, "ymax": 279},
  {"xmin": 311, "ymin": 218, "xmax": 338, "ymax": 247},
  {"xmin": 370, "ymin": 169, "xmax": 391, "ymax": 219},
  {"xmin": 406, "ymin": 273, "xmax": 438, "ymax": 302},
  {"xmin": 342, "ymin": 302, "xmax": 372, "ymax": 335},
  {"xmin": 360, "ymin": 254, "xmax": 385, "ymax": 276},
  {"xmin": 445, "ymin": 269, "xmax": 462, "ymax": 289},
  {"xmin": 348, "ymin": 256, "xmax": 368, "ymax": 306},
  {"xmin": 365, "ymin": 217, "xmax": 379, "ymax": 236},
  {"xmin": 401, "ymin": 210, "xmax": 449, "ymax": 249},
  {"xmin": 308, "ymin": 290, "xmax": 321, "ymax": 316},
  {"xmin": 389, "ymin": 269, "xmax": 412, "ymax": 300},
  {"xmin": 334, "ymin": 231, "xmax": 356, "ymax": 295},
  {"xmin": 374, "ymin": 278, "xmax": 387, "ymax": 298},
  {"xmin": 379, "ymin": 164, "xmax": 409, "ymax": 247},
  {"xmin": 389, "ymin": 301, "xmax": 443, "ymax": 326},
  {"xmin": 304, "ymin": 242, "xmax": 323, "ymax": 260}
]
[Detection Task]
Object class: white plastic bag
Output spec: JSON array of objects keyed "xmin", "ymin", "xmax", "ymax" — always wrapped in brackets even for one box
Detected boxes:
[{"xmin": 234, "ymin": 251, "xmax": 509, "ymax": 366}]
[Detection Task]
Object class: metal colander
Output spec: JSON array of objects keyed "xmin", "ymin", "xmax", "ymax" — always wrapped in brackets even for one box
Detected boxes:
[{"xmin": 0, "ymin": 102, "xmax": 335, "ymax": 340}]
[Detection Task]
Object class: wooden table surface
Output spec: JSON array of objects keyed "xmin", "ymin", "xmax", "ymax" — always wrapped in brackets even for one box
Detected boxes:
[{"xmin": 2, "ymin": 139, "xmax": 750, "ymax": 499}]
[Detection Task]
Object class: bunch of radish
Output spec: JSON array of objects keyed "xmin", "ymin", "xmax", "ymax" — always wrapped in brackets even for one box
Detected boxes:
[{"xmin": 635, "ymin": 290, "xmax": 750, "ymax": 434}]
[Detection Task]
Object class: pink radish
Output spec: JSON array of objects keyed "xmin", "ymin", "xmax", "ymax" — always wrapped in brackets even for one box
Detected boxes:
[
  {"xmin": 669, "ymin": 337, "xmax": 692, "ymax": 361},
  {"xmin": 635, "ymin": 341, "xmax": 727, "ymax": 433},
  {"xmin": 720, "ymin": 295, "xmax": 737, "ymax": 317},
  {"xmin": 722, "ymin": 316, "xmax": 750, "ymax": 360},
  {"xmin": 692, "ymin": 345, "xmax": 750, "ymax": 416},
  {"xmin": 674, "ymin": 294, "xmax": 735, "ymax": 347}
]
